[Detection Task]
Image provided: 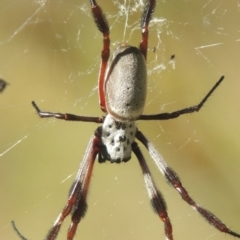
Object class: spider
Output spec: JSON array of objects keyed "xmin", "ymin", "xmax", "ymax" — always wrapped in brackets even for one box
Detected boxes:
[{"xmin": 16, "ymin": 0, "xmax": 240, "ymax": 239}]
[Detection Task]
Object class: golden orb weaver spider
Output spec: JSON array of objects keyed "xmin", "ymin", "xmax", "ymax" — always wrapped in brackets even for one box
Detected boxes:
[{"xmin": 13, "ymin": 0, "xmax": 240, "ymax": 239}]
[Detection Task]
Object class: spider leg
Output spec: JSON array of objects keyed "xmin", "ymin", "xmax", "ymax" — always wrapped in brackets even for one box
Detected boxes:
[
  {"xmin": 139, "ymin": 75, "xmax": 224, "ymax": 120},
  {"xmin": 132, "ymin": 142, "xmax": 173, "ymax": 240},
  {"xmin": 11, "ymin": 221, "xmax": 28, "ymax": 240},
  {"xmin": 136, "ymin": 130, "xmax": 240, "ymax": 238},
  {"xmin": 140, "ymin": 0, "xmax": 156, "ymax": 59},
  {"xmin": 90, "ymin": 0, "xmax": 110, "ymax": 113},
  {"xmin": 32, "ymin": 101, "xmax": 104, "ymax": 123},
  {"xmin": 45, "ymin": 131, "xmax": 101, "ymax": 240}
]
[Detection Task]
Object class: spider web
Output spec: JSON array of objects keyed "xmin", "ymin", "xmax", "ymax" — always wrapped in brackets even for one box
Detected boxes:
[{"xmin": 0, "ymin": 0, "xmax": 240, "ymax": 240}]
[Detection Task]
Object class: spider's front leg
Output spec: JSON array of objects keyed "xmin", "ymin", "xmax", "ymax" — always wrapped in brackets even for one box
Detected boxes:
[
  {"xmin": 45, "ymin": 130, "xmax": 101, "ymax": 240},
  {"xmin": 136, "ymin": 130, "xmax": 240, "ymax": 239},
  {"xmin": 132, "ymin": 142, "xmax": 173, "ymax": 240}
]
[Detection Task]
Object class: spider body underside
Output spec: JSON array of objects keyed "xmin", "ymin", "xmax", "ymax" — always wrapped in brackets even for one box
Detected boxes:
[{"xmin": 14, "ymin": 0, "xmax": 240, "ymax": 240}]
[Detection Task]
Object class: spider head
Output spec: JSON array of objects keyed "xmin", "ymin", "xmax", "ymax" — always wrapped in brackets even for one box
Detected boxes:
[{"xmin": 99, "ymin": 115, "xmax": 136, "ymax": 163}]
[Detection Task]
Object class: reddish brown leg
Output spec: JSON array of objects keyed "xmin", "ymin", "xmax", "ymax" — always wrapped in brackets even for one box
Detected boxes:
[
  {"xmin": 139, "ymin": 76, "xmax": 224, "ymax": 121},
  {"xmin": 136, "ymin": 130, "xmax": 240, "ymax": 238},
  {"xmin": 31, "ymin": 101, "xmax": 104, "ymax": 123},
  {"xmin": 90, "ymin": 0, "xmax": 110, "ymax": 112},
  {"xmin": 139, "ymin": 0, "xmax": 156, "ymax": 59},
  {"xmin": 132, "ymin": 142, "xmax": 173, "ymax": 240},
  {"xmin": 45, "ymin": 132, "xmax": 101, "ymax": 240}
]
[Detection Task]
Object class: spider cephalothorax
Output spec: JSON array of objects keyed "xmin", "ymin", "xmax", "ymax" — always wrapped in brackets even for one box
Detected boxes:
[{"xmin": 101, "ymin": 115, "xmax": 137, "ymax": 163}]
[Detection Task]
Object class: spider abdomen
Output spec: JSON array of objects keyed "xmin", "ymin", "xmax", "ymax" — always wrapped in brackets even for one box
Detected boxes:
[
  {"xmin": 101, "ymin": 115, "xmax": 136, "ymax": 163},
  {"xmin": 105, "ymin": 45, "xmax": 147, "ymax": 122}
]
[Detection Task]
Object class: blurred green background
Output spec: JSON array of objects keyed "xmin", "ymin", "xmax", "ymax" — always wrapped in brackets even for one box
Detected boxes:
[{"xmin": 0, "ymin": 0, "xmax": 240, "ymax": 240}]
